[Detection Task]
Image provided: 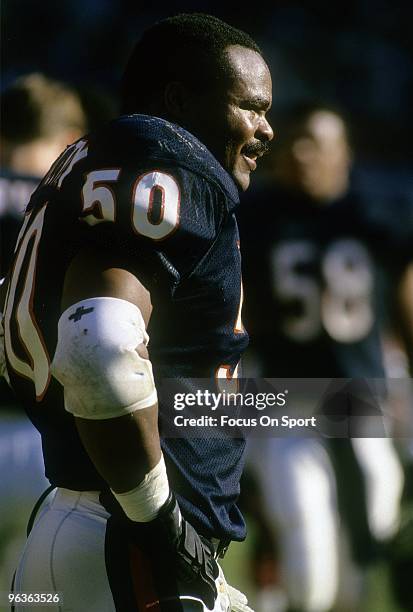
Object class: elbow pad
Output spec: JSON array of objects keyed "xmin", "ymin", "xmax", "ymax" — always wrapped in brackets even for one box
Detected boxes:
[{"xmin": 51, "ymin": 297, "xmax": 157, "ymax": 419}]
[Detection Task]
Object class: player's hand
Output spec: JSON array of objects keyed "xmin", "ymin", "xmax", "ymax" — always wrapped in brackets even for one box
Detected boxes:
[
  {"xmin": 216, "ymin": 565, "xmax": 254, "ymax": 612},
  {"xmin": 131, "ymin": 492, "xmax": 219, "ymax": 609}
]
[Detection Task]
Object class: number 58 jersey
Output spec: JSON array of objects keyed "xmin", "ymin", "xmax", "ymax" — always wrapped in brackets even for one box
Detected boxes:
[
  {"xmin": 3, "ymin": 115, "xmax": 249, "ymax": 541},
  {"xmin": 239, "ymin": 185, "xmax": 392, "ymax": 379}
]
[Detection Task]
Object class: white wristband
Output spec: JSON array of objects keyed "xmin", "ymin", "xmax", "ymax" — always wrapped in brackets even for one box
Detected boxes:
[{"xmin": 111, "ymin": 454, "xmax": 170, "ymax": 522}]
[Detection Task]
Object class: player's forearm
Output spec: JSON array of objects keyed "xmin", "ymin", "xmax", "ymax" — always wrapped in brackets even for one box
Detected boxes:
[{"xmin": 75, "ymin": 404, "xmax": 161, "ymax": 493}]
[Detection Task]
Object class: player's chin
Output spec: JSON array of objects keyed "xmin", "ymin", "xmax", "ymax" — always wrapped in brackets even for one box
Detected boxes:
[{"xmin": 232, "ymin": 166, "xmax": 251, "ymax": 192}]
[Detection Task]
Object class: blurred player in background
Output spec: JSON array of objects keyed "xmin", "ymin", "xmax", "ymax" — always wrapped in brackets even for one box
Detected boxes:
[
  {"xmin": 239, "ymin": 103, "xmax": 406, "ymax": 612},
  {"xmin": 1, "ymin": 14, "xmax": 273, "ymax": 611},
  {"xmin": 1, "ymin": 73, "xmax": 87, "ymax": 277},
  {"xmin": 384, "ymin": 220, "xmax": 413, "ymax": 612},
  {"xmin": 0, "ymin": 73, "xmax": 88, "ymax": 593}
]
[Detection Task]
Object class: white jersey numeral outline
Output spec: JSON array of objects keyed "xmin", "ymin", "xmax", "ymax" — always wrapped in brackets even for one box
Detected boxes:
[
  {"xmin": 81, "ymin": 169, "xmax": 121, "ymax": 226},
  {"xmin": 4, "ymin": 205, "xmax": 50, "ymax": 400},
  {"xmin": 80, "ymin": 169, "xmax": 181, "ymax": 240},
  {"xmin": 132, "ymin": 171, "xmax": 180, "ymax": 240},
  {"xmin": 4, "ymin": 141, "xmax": 91, "ymax": 399}
]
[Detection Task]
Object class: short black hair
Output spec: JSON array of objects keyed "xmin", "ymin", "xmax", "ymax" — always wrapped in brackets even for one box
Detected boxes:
[{"xmin": 121, "ymin": 13, "xmax": 262, "ymax": 114}]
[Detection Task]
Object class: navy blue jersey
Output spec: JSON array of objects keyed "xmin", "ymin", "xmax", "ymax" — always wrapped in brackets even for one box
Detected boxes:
[
  {"xmin": 238, "ymin": 184, "xmax": 405, "ymax": 378},
  {"xmin": 3, "ymin": 115, "xmax": 248, "ymax": 541}
]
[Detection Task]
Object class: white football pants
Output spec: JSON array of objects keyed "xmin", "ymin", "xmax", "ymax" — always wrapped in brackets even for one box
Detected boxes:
[
  {"xmin": 13, "ymin": 488, "xmax": 235, "ymax": 612},
  {"xmin": 248, "ymin": 435, "xmax": 403, "ymax": 612}
]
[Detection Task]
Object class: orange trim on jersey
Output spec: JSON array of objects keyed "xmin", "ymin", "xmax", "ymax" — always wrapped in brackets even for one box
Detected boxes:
[{"xmin": 80, "ymin": 167, "xmax": 121, "ymax": 223}]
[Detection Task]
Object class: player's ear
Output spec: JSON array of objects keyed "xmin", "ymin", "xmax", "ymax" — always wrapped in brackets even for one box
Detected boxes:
[{"xmin": 164, "ymin": 81, "xmax": 192, "ymax": 119}]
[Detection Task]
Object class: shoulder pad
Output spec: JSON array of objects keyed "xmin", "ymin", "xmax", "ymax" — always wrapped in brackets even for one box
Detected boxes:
[{"xmin": 90, "ymin": 115, "xmax": 239, "ymax": 208}]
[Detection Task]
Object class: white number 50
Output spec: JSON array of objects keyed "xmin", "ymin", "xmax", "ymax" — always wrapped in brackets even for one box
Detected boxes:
[{"xmin": 81, "ymin": 169, "xmax": 180, "ymax": 240}]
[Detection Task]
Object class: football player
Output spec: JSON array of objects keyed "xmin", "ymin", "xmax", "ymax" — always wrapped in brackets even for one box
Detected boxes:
[
  {"xmin": 0, "ymin": 73, "xmax": 87, "ymax": 593},
  {"xmin": 0, "ymin": 73, "xmax": 87, "ymax": 277},
  {"xmin": 239, "ymin": 103, "xmax": 405, "ymax": 612},
  {"xmin": 1, "ymin": 14, "xmax": 273, "ymax": 612}
]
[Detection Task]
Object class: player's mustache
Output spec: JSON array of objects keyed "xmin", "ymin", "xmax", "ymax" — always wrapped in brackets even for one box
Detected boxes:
[{"xmin": 242, "ymin": 141, "xmax": 271, "ymax": 158}]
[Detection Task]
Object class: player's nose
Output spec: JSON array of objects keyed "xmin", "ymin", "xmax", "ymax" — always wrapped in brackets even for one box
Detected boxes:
[{"xmin": 257, "ymin": 116, "xmax": 274, "ymax": 142}]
